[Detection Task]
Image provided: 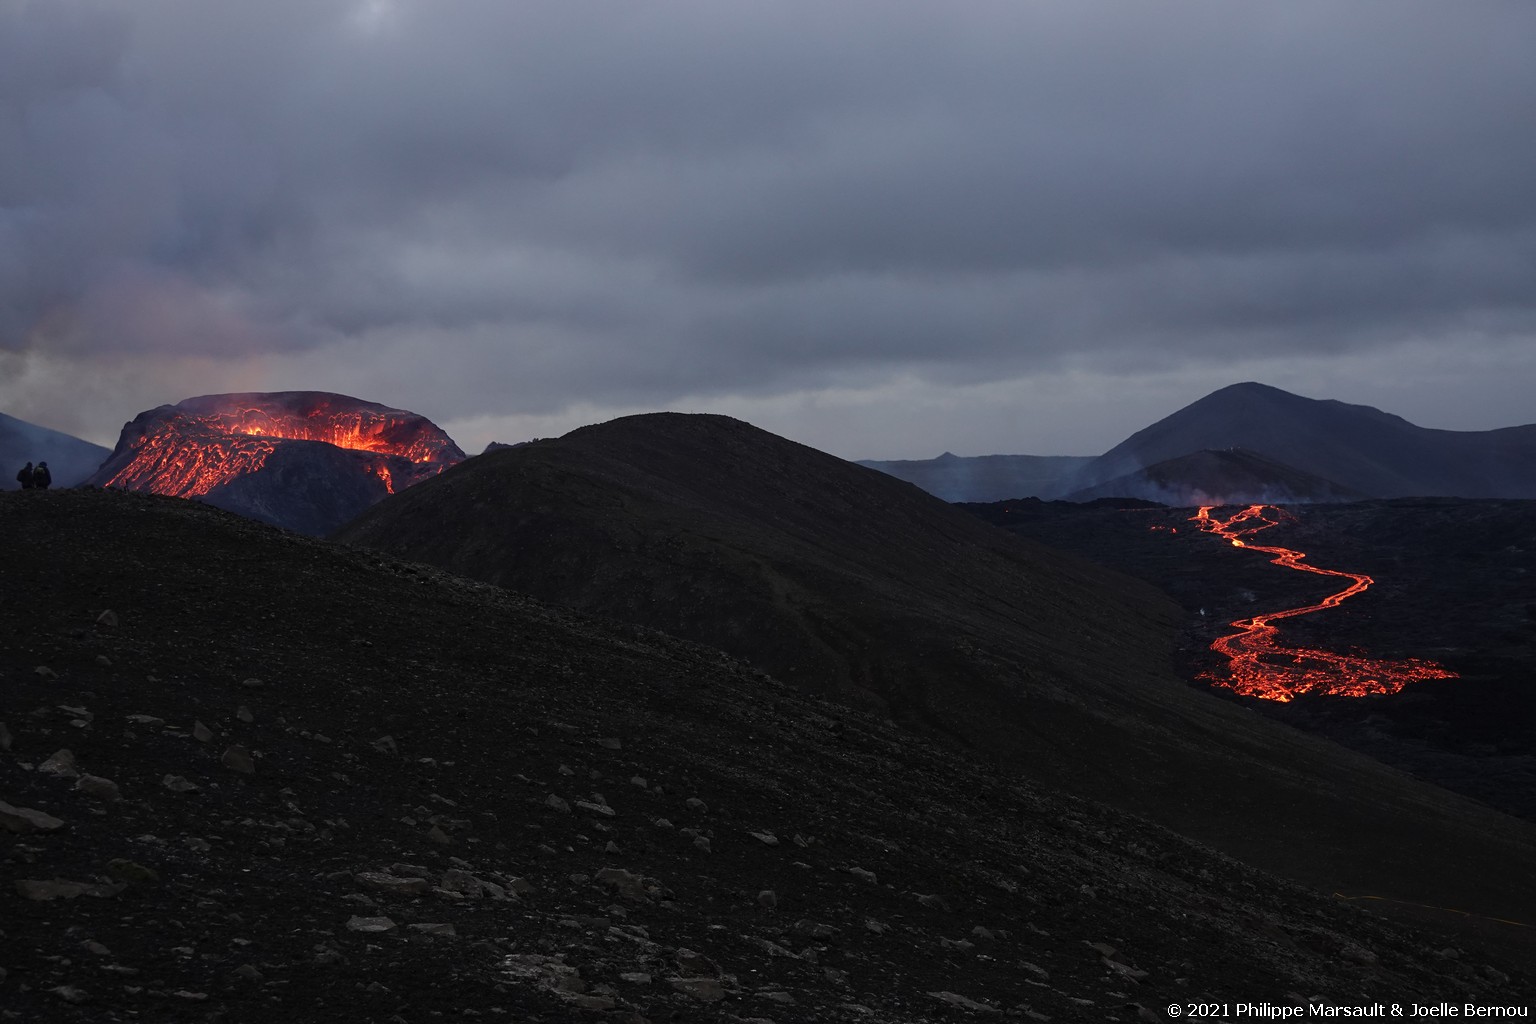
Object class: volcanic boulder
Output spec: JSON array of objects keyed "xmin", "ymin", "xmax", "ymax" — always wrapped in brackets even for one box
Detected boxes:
[{"xmin": 89, "ymin": 392, "xmax": 464, "ymax": 535}]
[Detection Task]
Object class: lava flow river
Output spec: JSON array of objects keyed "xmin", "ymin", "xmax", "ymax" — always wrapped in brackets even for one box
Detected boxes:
[{"xmin": 1191, "ymin": 504, "xmax": 1456, "ymax": 701}]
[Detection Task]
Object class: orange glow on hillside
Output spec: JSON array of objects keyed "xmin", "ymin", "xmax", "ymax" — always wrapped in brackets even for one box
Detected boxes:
[
  {"xmin": 99, "ymin": 397, "xmax": 462, "ymax": 499},
  {"xmin": 1190, "ymin": 505, "xmax": 1456, "ymax": 701}
]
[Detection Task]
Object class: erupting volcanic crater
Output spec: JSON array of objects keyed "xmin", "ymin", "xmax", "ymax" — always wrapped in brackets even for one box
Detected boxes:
[{"xmin": 88, "ymin": 392, "xmax": 465, "ymax": 535}]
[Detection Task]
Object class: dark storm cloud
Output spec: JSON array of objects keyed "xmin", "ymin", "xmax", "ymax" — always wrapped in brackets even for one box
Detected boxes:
[{"xmin": 2, "ymin": 0, "xmax": 1534, "ymax": 438}]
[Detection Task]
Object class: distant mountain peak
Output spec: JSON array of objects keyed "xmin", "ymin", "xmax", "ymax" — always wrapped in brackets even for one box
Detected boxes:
[{"xmin": 1076, "ymin": 383, "xmax": 1536, "ymax": 500}]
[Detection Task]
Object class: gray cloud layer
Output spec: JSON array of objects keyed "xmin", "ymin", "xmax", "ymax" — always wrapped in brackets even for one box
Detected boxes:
[{"xmin": 2, "ymin": 1, "xmax": 1533, "ymax": 454}]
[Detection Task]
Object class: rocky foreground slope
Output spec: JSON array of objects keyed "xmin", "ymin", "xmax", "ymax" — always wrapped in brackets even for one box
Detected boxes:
[
  {"xmin": 2, "ymin": 490, "xmax": 1530, "ymax": 1021},
  {"xmin": 336, "ymin": 413, "xmax": 1536, "ymax": 941}
]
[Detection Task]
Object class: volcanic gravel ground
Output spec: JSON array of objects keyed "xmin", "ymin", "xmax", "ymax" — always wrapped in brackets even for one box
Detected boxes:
[
  {"xmin": 3, "ymin": 490, "xmax": 1531, "ymax": 1021},
  {"xmin": 966, "ymin": 498, "xmax": 1536, "ymax": 821}
]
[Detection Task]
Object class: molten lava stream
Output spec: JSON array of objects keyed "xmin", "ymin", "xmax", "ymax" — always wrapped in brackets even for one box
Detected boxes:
[{"xmin": 1190, "ymin": 505, "xmax": 1455, "ymax": 701}]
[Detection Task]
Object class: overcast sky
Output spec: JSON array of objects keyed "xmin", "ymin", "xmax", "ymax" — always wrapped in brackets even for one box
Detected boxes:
[{"xmin": 3, "ymin": 0, "xmax": 1533, "ymax": 459}]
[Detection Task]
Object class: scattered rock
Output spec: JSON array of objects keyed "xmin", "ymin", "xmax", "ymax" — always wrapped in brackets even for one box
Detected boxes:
[
  {"xmin": 757, "ymin": 889, "xmax": 778, "ymax": 909},
  {"xmin": 1103, "ymin": 956, "xmax": 1149, "ymax": 980},
  {"xmin": 0, "ymin": 800, "xmax": 66, "ymax": 832},
  {"xmin": 686, "ymin": 797, "xmax": 708, "ymax": 813},
  {"xmin": 221, "ymin": 744, "xmax": 256, "ymax": 774},
  {"xmin": 75, "ymin": 774, "xmax": 122, "ymax": 801},
  {"xmin": 16, "ymin": 878, "xmax": 125, "ymax": 900},
  {"xmin": 35, "ymin": 665, "xmax": 59, "ymax": 679},
  {"xmin": 597, "ymin": 736, "xmax": 622, "ymax": 750},
  {"xmin": 917, "ymin": 893, "xmax": 951, "ymax": 911},
  {"xmin": 426, "ymin": 824, "xmax": 452, "ymax": 845},
  {"xmin": 50, "ymin": 984, "xmax": 89, "ymax": 1003},
  {"xmin": 241, "ymin": 677, "xmax": 265, "ymax": 689},
  {"xmin": 106, "ymin": 859, "xmax": 160, "ymax": 884},
  {"xmin": 596, "ymin": 867, "xmax": 647, "ymax": 897},
  {"xmin": 192, "ymin": 720, "xmax": 214, "ymax": 743},
  {"xmin": 126, "ymin": 714, "xmax": 165, "ymax": 727},
  {"xmin": 356, "ymin": 871, "xmax": 431, "ymax": 896},
  {"xmin": 438, "ymin": 869, "xmax": 485, "ymax": 896},
  {"xmin": 0, "ymin": 721, "xmax": 11, "ymax": 751},
  {"xmin": 371, "ymin": 735, "xmax": 399, "ymax": 755},
  {"xmin": 848, "ymin": 866, "xmax": 877, "ymax": 884},
  {"xmin": 749, "ymin": 830, "xmax": 780, "ymax": 846},
  {"xmin": 693, "ymin": 835, "xmax": 712, "ymax": 853},
  {"xmin": 345, "ymin": 916, "xmax": 397, "ymax": 933},
  {"xmin": 236, "ymin": 705, "xmax": 254, "ymax": 723},
  {"xmin": 162, "ymin": 774, "xmax": 200, "ymax": 793},
  {"xmin": 39, "ymin": 748, "xmax": 79, "ymax": 777},
  {"xmin": 231, "ymin": 964, "xmax": 264, "ymax": 983},
  {"xmin": 96, "ymin": 609, "xmax": 119, "ymax": 627},
  {"xmin": 793, "ymin": 919, "xmax": 838, "ymax": 938},
  {"xmin": 670, "ymin": 976, "xmax": 726, "ymax": 1002},
  {"xmin": 390, "ymin": 862, "xmax": 435, "ymax": 879},
  {"xmin": 408, "ymin": 922, "xmax": 457, "ymax": 937},
  {"xmin": 929, "ymin": 990, "xmax": 1000, "ymax": 1013},
  {"xmin": 545, "ymin": 794, "xmax": 571, "ymax": 813}
]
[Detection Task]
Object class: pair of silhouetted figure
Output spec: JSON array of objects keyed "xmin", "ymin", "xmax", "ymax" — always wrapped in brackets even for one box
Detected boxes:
[{"xmin": 15, "ymin": 462, "xmax": 51, "ymax": 490}]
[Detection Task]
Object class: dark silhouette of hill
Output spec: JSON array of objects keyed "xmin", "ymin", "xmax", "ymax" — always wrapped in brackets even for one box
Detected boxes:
[
  {"xmin": 855, "ymin": 452, "xmax": 1095, "ymax": 502},
  {"xmin": 1074, "ymin": 382, "xmax": 1536, "ymax": 499},
  {"xmin": 1064, "ymin": 447, "xmax": 1369, "ymax": 505},
  {"xmin": 337, "ymin": 413, "xmax": 1536, "ymax": 946},
  {"xmin": 87, "ymin": 392, "xmax": 464, "ymax": 535},
  {"xmin": 2, "ymin": 488, "xmax": 1533, "ymax": 1020},
  {"xmin": 1, "ymin": 411, "xmax": 109, "ymax": 489}
]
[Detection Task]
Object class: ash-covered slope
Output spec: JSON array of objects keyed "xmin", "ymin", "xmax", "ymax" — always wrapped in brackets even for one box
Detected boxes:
[
  {"xmin": 1075, "ymin": 382, "xmax": 1536, "ymax": 499},
  {"xmin": 88, "ymin": 392, "xmax": 464, "ymax": 535},
  {"xmin": 857, "ymin": 452, "xmax": 1096, "ymax": 502},
  {"xmin": 336, "ymin": 413, "xmax": 1536, "ymax": 936},
  {"xmin": 2, "ymin": 489, "xmax": 1532, "ymax": 1022},
  {"xmin": 1, "ymin": 411, "xmax": 109, "ymax": 489},
  {"xmin": 1064, "ymin": 448, "xmax": 1369, "ymax": 506}
]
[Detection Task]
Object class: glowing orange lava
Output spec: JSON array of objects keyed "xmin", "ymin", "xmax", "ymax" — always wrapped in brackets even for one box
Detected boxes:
[
  {"xmin": 1191, "ymin": 505, "xmax": 1456, "ymax": 701},
  {"xmin": 98, "ymin": 394, "xmax": 464, "ymax": 499}
]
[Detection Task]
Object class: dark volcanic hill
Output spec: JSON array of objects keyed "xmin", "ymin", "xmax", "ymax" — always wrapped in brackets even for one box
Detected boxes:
[
  {"xmin": 1063, "ymin": 448, "xmax": 1369, "ymax": 505},
  {"xmin": 87, "ymin": 392, "xmax": 465, "ymax": 535},
  {"xmin": 1, "ymin": 412, "xmax": 110, "ymax": 489},
  {"xmin": 3, "ymin": 489, "xmax": 1534, "ymax": 1021},
  {"xmin": 1073, "ymin": 382, "xmax": 1536, "ymax": 499},
  {"xmin": 336, "ymin": 413, "xmax": 1536, "ymax": 944},
  {"xmin": 855, "ymin": 452, "xmax": 1095, "ymax": 502}
]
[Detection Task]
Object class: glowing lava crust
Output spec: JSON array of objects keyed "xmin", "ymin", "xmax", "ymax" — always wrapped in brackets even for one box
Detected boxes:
[
  {"xmin": 1191, "ymin": 504, "xmax": 1456, "ymax": 701},
  {"xmin": 92, "ymin": 392, "xmax": 465, "ymax": 500}
]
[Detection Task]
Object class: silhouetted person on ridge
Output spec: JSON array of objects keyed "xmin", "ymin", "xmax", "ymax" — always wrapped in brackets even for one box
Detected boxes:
[
  {"xmin": 33, "ymin": 462, "xmax": 51, "ymax": 490},
  {"xmin": 16, "ymin": 462, "xmax": 34, "ymax": 489}
]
